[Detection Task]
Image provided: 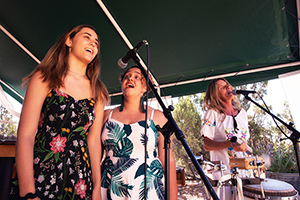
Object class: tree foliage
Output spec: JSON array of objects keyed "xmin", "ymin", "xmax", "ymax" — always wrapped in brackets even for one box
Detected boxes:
[
  {"xmin": 0, "ymin": 104, "xmax": 17, "ymax": 137},
  {"xmin": 235, "ymin": 81, "xmax": 274, "ymax": 156},
  {"xmin": 268, "ymin": 102, "xmax": 298, "ymax": 173},
  {"xmin": 172, "ymin": 95, "xmax": 209, "ymax": 178},
  {"xmin": 237, "ymin": 82, "xmax": 298, "ymax": 173}
]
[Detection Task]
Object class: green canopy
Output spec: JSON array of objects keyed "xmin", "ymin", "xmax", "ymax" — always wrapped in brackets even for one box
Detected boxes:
[{"xmin": 0, "ymin": 0, "xmax": 299, "ymax": 104}]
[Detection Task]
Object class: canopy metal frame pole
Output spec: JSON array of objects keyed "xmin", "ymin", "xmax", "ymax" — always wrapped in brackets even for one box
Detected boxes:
[
  {"xmin": 243, "ymin": 94, "xmax": 300, "ymax": 176},
  {"xmin": 159, "ymin": 61, "xmax": 300, "ymax": 89},
  {"xmin": 130, "ymin": 53, "xmax": 219, "ymax": 200},
  {"xmin": 96, "ymin": 0, "xmax": 159, "ymax": 87},
  {"xmin": 108, "ymin": 61, "xmax": 300, "ymax": 98}
]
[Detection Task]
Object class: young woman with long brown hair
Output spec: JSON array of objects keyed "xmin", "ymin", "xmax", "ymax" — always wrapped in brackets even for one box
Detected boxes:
[
  {"xmin": 100, "ymin": 66, "xmax": 177, "ymax": 200},
  {"xmin": 11, "ymin": 25, "xmax": 110, "ymax": 200}
]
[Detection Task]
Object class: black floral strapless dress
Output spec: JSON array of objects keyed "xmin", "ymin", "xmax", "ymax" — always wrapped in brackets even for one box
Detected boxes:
[{"xmin": 10, "ymin": 89, "xmax": 95, "ymax": 200}]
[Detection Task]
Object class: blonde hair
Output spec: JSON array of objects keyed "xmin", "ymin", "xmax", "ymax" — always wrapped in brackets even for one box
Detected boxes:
[
  {"xmin": 203, "ymin": 78, "xmax": 241, "ymax": 116},
  {"xmin": 22, "ymin": 24, "xmax": 110, "ymax": 105}
]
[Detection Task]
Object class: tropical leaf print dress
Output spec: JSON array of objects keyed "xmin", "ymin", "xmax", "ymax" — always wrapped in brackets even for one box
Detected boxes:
[
  {"xmin": 10, "ymin": 89, "xmax": 95, "ymax": 200},
  {"xmin": 101, "ymin": 109, "xmax": 164, "ymax": 200}
]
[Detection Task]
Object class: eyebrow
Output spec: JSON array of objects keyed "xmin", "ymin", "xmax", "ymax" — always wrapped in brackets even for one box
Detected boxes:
[
  {"xmin": 126, "ymin": 70, "xmax": 142, "ymax": 75},
  {"xmin": 123, "ymin": 71, "xmax": 144, "ymax": 80},
  {"xmin": 84, "ymin": 32, "xmax": 99, "ymax": 43}
]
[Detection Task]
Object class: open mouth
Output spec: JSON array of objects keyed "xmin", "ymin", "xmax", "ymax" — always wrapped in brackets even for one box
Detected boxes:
[
  {"xmin": 126, "ymin": 83, "xmax": 134, "ymax": 88},
  {"xmin": 85, "ymin": 48, "xmax": 93, "ymax": 54}
]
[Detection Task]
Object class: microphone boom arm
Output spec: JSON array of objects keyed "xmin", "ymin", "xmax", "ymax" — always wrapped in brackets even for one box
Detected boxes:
[{"xmin": 242, "ymin": 94, "xmax": 300, "ymax": 176}]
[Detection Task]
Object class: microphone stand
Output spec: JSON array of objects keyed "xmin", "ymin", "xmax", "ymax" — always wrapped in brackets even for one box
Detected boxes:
[
  {"xmin": 129, "ymin": 54, "xmax": 219, "ymax": 200},
  {"xmin": 242, "ymin": 94, "xmax": 300, "ymax": 176}
]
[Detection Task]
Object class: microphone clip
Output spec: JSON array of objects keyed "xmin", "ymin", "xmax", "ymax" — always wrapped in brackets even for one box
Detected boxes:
[{"xmin": 118, "ymin": 40, "xmax": 147, "ymax": 69}]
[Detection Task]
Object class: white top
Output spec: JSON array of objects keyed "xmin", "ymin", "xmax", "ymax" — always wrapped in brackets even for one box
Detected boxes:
[{"xmin": 200, "ymin": 108, "xmax": 252, "ymax": 179}]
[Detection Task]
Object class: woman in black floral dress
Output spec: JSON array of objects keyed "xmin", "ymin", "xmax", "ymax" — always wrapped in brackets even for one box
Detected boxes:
[{"xmin": 10, "ymin": 25, "xmax": 110, "ymax": 200}]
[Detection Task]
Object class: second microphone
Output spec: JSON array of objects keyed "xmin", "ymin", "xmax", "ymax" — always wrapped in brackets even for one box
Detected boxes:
[{"xmin": 230, "ymin": 136, "xmax": 253, "ymax": 155}]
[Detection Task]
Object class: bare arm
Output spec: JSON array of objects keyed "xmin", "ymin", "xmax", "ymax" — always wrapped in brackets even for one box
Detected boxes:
[
  {"xmin": 203, "ymin": 136, "xmax": 248, "ymax": 152},
  {"xmin": 155, "ymin": 110, "xmax": 178, "ymax": 200},
  {"xmin": 87, "ymin": 98, "xmax": 105, "ymax": 200},
  {"xmin": 16, "ymin": 71, "xmax": 49, "ymax": 198}
]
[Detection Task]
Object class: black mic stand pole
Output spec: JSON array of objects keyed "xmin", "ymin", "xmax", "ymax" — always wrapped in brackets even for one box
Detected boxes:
[
  {"xmin": 242, "ymin": 94, "xmax": 300, "ymax": 176},
  {"xmin": 130, "ymin": 54, "xmax": 219, "ymax": 200}
]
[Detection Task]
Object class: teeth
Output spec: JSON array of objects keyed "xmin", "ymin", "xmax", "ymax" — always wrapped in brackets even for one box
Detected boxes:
[
  {"xmin": 127, "ymin": 84, "xmax": 134, "ymax": 88},
  {"xmin": 85, "ymin": 48, "xmax": 93, "ymax": 54}
]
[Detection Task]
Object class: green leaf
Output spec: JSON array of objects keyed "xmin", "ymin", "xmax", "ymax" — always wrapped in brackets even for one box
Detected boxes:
[
  {"xmin": 74, "ymin": 126, "xmax": 84, "ymax": 132},
  {"xmin": 59, "ymin": 95, "xmax": 64, "ymax": 103},
  {"xmin": 43, "ymin": 151, "xmax": 54, "ymax": 162},
  {"xmin": 54, "ymin": 152, "xmax": 59, "ymax": 162}
]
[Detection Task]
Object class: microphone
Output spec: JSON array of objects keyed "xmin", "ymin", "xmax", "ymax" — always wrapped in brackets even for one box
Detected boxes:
[
  {"xmin": 230, "ymin": 136, "xmax": 253, "ymax": 155},
  {"xmin": 117, "ymin": 40, "xmax": 145, "ymax": 68},
  {"xmin": 232, "ymin": 89, "xmax": 256, "ymax": 96}
]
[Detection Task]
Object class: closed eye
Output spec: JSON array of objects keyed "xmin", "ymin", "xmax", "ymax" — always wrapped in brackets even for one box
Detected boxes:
[{"xmin": 83, "ymin": 33, "xmax": 99, "ymax": 46}]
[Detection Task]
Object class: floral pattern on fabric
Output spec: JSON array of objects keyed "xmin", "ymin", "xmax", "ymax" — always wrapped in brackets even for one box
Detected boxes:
[
  {"xmin": 10, "ymin": 89, "xmax": 95, "ymax": 200},
  {"xmin": 200, "ymin": 109, "xmax": 253, "ymax": 179},
  {"xmin": 203, "ymin": 118, "xmax": 216, "ymax": 127},
  {"xmin": 101, "ymin": 113, "xmax": 164, "ymax": 200}
]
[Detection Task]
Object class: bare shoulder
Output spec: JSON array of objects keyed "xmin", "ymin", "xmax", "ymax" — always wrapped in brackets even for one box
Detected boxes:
[
  {"xmin": 29, "ymin": 71, "xmax": 47, "ymax": 86},
  {"xmin": 26, "ymin": 71, "xmax": 50, "ymax": 98},
  {"xmin": 102, "ymin": 109, "xmax": 112, "ymax": 124},
  {"xmin": 152, "ymin": 109, "xmax": 167, "ymax": 126}
]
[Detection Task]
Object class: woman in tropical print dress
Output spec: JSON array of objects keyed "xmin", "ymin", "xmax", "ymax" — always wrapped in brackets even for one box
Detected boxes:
[
  {"xmin": 10, "ymin": 25, "xmax": 109, "ymax": 200},
  {"xmin": 200, "ymin": 78, "xmax": 252, "ymax": 199},
  {"xmin": 100, "ymin": 66, "xmax": 177, "ymax": 200}
]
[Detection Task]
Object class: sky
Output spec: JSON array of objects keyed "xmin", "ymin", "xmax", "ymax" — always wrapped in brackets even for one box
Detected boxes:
[
  {"xmin": 278, "ymin": 70, "xmax": 300, "ymax": 129},
  {"xmin": 262, "ymin": 79, "xmax": 287, "ymax": 115}
]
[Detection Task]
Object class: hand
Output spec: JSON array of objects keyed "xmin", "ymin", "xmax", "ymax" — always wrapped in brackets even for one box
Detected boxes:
[{"xmin": 232, "ymin": 140, "xmax": 248, "ymax": 152}]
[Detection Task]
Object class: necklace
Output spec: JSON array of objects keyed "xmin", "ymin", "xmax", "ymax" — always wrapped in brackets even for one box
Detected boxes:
[{"xmin": 68, "ymin": 69, "xmax": 86, "ymax": 77}]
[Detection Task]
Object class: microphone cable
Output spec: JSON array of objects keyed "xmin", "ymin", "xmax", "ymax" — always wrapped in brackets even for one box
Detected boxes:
[{"xmin": 143, "ymin": 40, "xmax": 150, "ymax": 200}]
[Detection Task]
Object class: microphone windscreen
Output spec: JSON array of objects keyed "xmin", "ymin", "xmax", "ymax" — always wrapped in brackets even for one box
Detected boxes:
[
  {"xmin": 230, "ymin": 136, "xmax": 238, "ymax": 143},
  {"xmin": 232, "ymin": 89, "xmax": 237, "ymax": 95},
  {"xmin": 117, "ymin": 58, "xmax": 127, "ymax": 69}
]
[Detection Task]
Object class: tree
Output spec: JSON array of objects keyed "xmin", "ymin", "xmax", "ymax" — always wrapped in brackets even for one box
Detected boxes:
[
  {"xmin": 235, "ymin": 81, "xmax": 275, "ymax": 156},
  {"xmin": 236, "ymin": 81, "xmax": 268, "ymax": 112},
  {"xmin": 237, "ymin": 82, "xmax": 297, "ymax": 173},
  {"xmin": 268, "ymin": 102, "xmax": 298, "ymax": 173},
  {"xmin": 236, "ymin": 83, "xmax": 298, "ymax": 173},
  {"xmin": 172, "ymin": 95, "xmax": 209, "ymax": 178},
  {"xmin": 0, "ymin": 104, "xmax": 17, "ymax": 137}
]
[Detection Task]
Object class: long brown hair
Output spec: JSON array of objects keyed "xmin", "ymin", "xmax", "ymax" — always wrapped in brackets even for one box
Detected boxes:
[
  {"xmin": 23, "ymin": 24, "xmax": 110, "ymax": 104},
  {"xmin": 203, "ymin": 78, "xmax": 240, "ymax": 114}
]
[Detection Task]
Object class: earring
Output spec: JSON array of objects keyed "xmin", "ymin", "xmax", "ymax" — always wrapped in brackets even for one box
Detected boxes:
[
  {"xmin": 141, "ymin": 96, "xmax": 146, "ymax": 113},
  {"xmin": 120, "ymin": 95, "xmax": 124, "ymax": 112}
]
